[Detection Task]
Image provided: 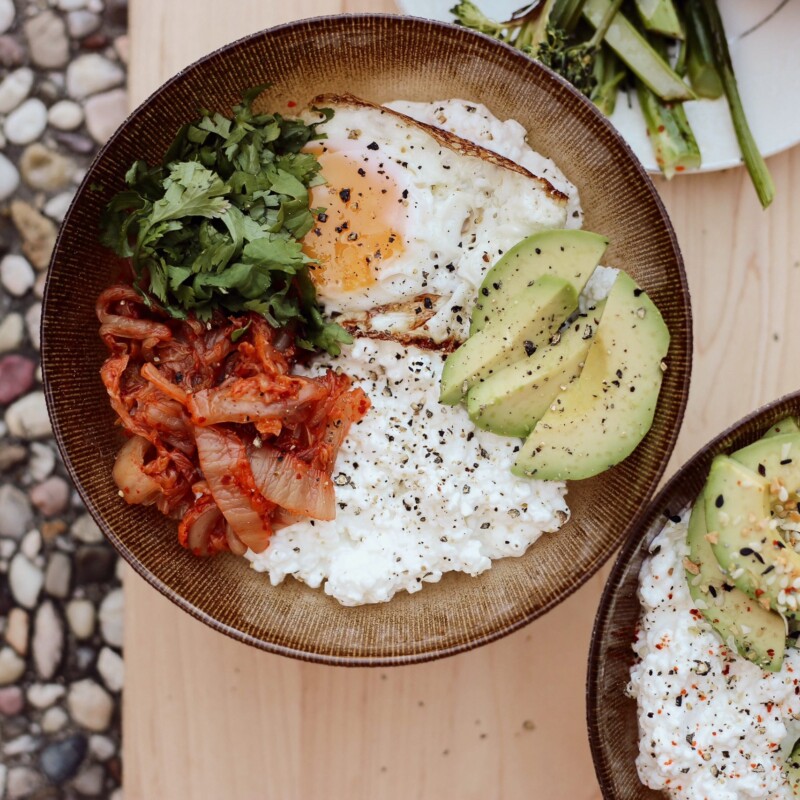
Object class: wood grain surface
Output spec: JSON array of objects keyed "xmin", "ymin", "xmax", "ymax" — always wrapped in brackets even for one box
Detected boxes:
[{"xmin": 124, "ymin": 1, "xmax": 800, "ymax": 797}]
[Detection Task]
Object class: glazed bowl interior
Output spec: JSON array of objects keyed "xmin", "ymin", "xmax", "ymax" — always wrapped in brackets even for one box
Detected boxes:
[
  {"xmin": 587, "ymin": 392, "xmax": 800, "ymax": 798},
  {"xmin": 42, "ymin": 14, "xmax": 691, "ymax": 665}
]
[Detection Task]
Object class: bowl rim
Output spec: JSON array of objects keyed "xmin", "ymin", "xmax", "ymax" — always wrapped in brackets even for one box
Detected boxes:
[
  {"xmin": 42, "ymin": 12, "xmax": 692, "ymax": 667},
  {"xmin": 586, "ymin": 390, "xmax": 800, "ymax": 797}
]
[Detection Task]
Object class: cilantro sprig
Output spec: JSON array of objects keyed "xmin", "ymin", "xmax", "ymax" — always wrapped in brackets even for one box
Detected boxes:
[{"xmin": 100, "ymin": 86, "xmax": 352, "ymax": 355}]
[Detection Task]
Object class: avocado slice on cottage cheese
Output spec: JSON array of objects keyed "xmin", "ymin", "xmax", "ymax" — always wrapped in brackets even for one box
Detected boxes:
[
  {"xmin": 787, "ymin": 738, "xmax": 800, "ymax": 797},
  {"xmin": 764, "ymin": 416, "xmax": 800, "ymax": 440},
  {"xmin": 686, "ymin": 492, "xmax": 785, "ymax": 672},
  {"xmin": 732, "ymin": 433, "xmax": 800, "ymax": 492},
  {"xmin": 465, "ymin": 298, "xmax": 605, "ymax": 438},
  {"xmin": 512, "ymin": 270, "xmax": 669, "ymax": 481},
  {"xmin": 469, "ymin": 229, "xmax": 608, "ymax": 334},
  {"xmin": 705, "ymin": 454, "xmax": 800, "ymax": 620}
]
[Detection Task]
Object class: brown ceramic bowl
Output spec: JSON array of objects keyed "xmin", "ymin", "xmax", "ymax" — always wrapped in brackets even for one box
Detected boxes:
[
  {"xmin": 42, "ymin": 14, "xmax": 691, "ymax": 665},
  {"xmin": 587, "ymin": 392, "xmax": 800, "ymax": 798}
]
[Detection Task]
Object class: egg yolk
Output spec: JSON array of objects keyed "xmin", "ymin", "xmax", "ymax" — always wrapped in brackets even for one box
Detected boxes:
[{"xmin": 302, "ymin": 145, "xmax": 405, "ymax": 294}]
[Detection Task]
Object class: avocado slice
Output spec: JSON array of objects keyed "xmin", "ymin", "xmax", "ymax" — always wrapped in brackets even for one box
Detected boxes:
[
  {"xmin": 765, "ymin": 417, "xmax": 800, "ymax": 439},
  {"xmin": 686, "ymin": 493, "xmax": 785, "ymax": 671},
  {"xmin": 705, "ymin": 455, "xmax": 800, "ymax": 620},
  {"xmin": 439, "ymin": 275, "xmax": 577, "ymax": 406},
  {"xmin": 512, "ymin": 270, "xmax": 669, "ymax": 481},
  {"xmin": 732, "ymin": 433, "xmax": 800, "ymax": 494},
  {"xmin": 470, "ymin": 229, "xmax": 608, "ymax": 334},
  {"xmin": 465, "ymin": 300, "xmax": 605, "ymax": 437},
  {"xmin": 786, "ymin": 739, "xmax": 800, "ymax": 796}
]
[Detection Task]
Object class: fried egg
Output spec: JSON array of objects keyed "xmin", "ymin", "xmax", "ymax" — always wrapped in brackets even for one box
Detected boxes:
[{"xmin": 302, "ymin": 95, "xmax": 571, "ymax": 344}]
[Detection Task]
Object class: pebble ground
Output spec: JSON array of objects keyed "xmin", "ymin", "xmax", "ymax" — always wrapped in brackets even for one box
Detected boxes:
[{"xmin": 0, "ymin": 0, "xmax": 128, "ymax": 797}]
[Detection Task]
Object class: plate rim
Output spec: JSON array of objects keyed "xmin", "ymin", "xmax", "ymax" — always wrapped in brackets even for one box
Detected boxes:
[
  {"xmin": 393, "ymin": 1, "xmax": 800, "ymax": 175},
  {"xmin": 42, "ymin": 11, "xmax": 693, "ymax": 666}
]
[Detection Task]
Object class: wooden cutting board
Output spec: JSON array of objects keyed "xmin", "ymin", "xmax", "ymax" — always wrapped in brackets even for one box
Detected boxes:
[{"xmin": 124, "ymin": 1, "xmax": 800, "ymax": 797}]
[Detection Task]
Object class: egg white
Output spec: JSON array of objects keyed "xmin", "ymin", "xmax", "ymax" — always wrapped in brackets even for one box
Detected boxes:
[{"xmin": 303, "ymin": 97, "xmax": 571, "ymax": 343}]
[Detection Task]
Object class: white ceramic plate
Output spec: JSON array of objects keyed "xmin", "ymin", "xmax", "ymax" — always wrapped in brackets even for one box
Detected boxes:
[{"xmin": 393, "ymin": 0, "xmax": 800, "ymax": 173}]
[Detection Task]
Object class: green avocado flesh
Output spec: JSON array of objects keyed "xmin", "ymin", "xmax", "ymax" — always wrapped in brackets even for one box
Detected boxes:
[
  {"xmin": 732, "ymin": 434, "xmax": 800, "ymax": 494},
  {"xmin": 465, "ymin": 301, "xmax": 605, "ymax": 437},
  {"xmin": 705, "ymin": 455, "xmax": 800, "ymax": 620},
  {"xmin": 765, "ymin": 417, "xmax": 800, "ymax": 439},
  {"xmin": 787, "ymin": 739, "xmax": 800, "ymax": 797},
  {"xmin": 469, "ymin": 229, "xmax": 608, "ymax": 334},
  {"xmin": 686, "ymin": 493, "xmax": 785, "ymax": 672},
  {"xmin": 511, "ymin": 270, "xmax": 669, "ymax": 481},
  {"xmin": 439, "ymin": 275, "xmax": 577, "ymax": 406}
]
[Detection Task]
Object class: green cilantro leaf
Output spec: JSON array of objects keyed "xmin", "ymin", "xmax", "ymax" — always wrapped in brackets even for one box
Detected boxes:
[{"xmin": 99, "ymin": 88, "xmax": 347, "ymax": 355}]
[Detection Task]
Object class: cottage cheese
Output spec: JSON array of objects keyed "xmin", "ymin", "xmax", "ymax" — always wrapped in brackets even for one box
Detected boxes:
[
  {"xmin": 246, "ymin": 337, "xmax": 569, "ymax": 605},
  {"xmin": 629, "ymin": 516, "xmax": 800, "ymax": 799}
]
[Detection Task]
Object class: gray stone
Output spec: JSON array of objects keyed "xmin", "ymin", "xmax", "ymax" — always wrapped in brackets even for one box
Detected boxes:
[
  {"xmin": 4, "ymin": 733, "xmax": 40, "ymax": 756},
  {"xmin": 0, "ymin": 355, "xmax": 36, "ymax": 403},
  {"xmin": 0, "ymin": 35, "xmax": 25, "ymax": 68},
  {"xmin": 66, "ymin": 9, "xmax": 99, "ymax": 37},
  {"xmin": 43, "ymin": 190, "xmax": 75, "ymax": 222},
  {"xmin": 0, "ymin": 0, "xmax": 13, "ymax": 34},
  {"xmin": 0, "ymin": 646, "xmax": 26, "ymax": 685},
  {"xmin": 25, "ymin": 302, "xmax": 42, "ymax": 350},
  {"xmin": 0, "ymin": 484, "xmax": 33, "ymax": 537},
  {"xmin": 5, "ymin": 391, "xmax": 51, "ymax": 439},
  {"xmin": 0, "ymin": 442, "xmax": 27, "ymax": 472},
  {"xmin": 0, "ymin": 685, "xmax": 24, "ymax": 715},
  {"xmin": 65, "ymin": 598, "xmax": 94, "ymax": 639},
  {"xmin": 33, "ymin": 600, "xmax": 63, "ymax": 679},
  {"xmin": 54, "ymin": 130, "xmax": 95, "ymax": 154},
  {"xmin": 8, "ymin": 552, "xmax": 43, "ymax": 608},
  {"xmin": 7, "ymin": 767, "xmax": 45, "ymax": 800},
  {"xmin": 0, "ymin": 254, "xmax": 35, "ymax": 297},
  {"xmin": 98, "ymin": 587, "xmax": 123, "ymax": 647},
  {"xmin": 24, "ymin": 11, "xmax": 69, "ymax": 69},
  {"xmin": 20, "ymin": 528, "xmax": 41, "ymax": 560},
  {"xmin": 85, "ymin": 88, "xmax": 127, "ymax": 143},
  {"xmin": 27, "ymin": 682, "xmax": 65, "ymax": 708},
  {"xmin": 67, "ymin": 679, "xmax": 113, "ymax": 732},
  {"xmin": 30, "ymin": 476, "xmax": 70, "ymax": 516},
  {"xmin": 4, "ymin": 96, "xmax": 47, "ymax": 144},
  {"xmin": 58, "ymin": 0, "xmax": 88, "ymax": 8},
  {"xmin": 28, "ymin": 442, "xmax": 55, "ymax": 481},
  {"xmin": 6, "ymin": 607, "xmax": 29, "ymax": 655},
  {"xmin": 0, "ymin": 67, "xmax": 34, "ymax": 114},
  {"xmin": 66, "ymin": 53, "xmax": 123, "ymax": 99},
  {"xmin": 88, "ymin": 734, "xmax": 114, "ymax": 761},
  {"xmin": 44, "ymin": 550, "xmax": 71, "ymax": 597},
  {"xmin": 72, "ymin": 764, "xmax": 104, "ymax": 796},
  {"xmin": 72, "ymin": 513, "xmax": 103, "ymax": 543},
  {"xmin": 97, "ymin": 646, "xmax": 123, "ymax": 691},
  {"xmin": 41, "ymin": 705, "xmax": 68, "ymax": 733},
  {"xmin": 0, "ymin": 152, "xmax": 20, "ymax": 201},
  {"xmin": 19, "ymin": 143, "xmax": 75, "ymax": 191},
  {"xmin": 47, "ymin": 98, "xmax": 83, "ymax": 130},
  {"xmin": 0, "ymin": 766, "xmax": 5, "ymax": 800},
  {"xmin": 40, "ymin": 733, "xmax": 87, "ymax": 783}
]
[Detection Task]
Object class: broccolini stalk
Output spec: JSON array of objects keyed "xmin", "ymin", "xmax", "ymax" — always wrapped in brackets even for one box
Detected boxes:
[
  {"xmin": 591, "ymin": 46, "xmax": 625, "ymax": 116},
  {"xmin": 449, "ymin": 0, "xmax": 508, "ymax": 37},
  {"xmin": 634, "ymin": 0, "xmax": 683, "ymax": 39},
  {"xmin": 582, "ymin": 0, "xmax": 693, "ymax": 101},
  {"xmin": 637, "ymin": 79, "xmax": 701, "ymax": 179},
  {"xmin": 684, "ymin": 0, "xmax": 723, "ymax": 99},
  {"xmin": 697, "ymin": 0, "xmax": 774, "ymax": 208},
  {"xmin": 552, "ymin": 0, "xmax": 589, "ymax": 31}
]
